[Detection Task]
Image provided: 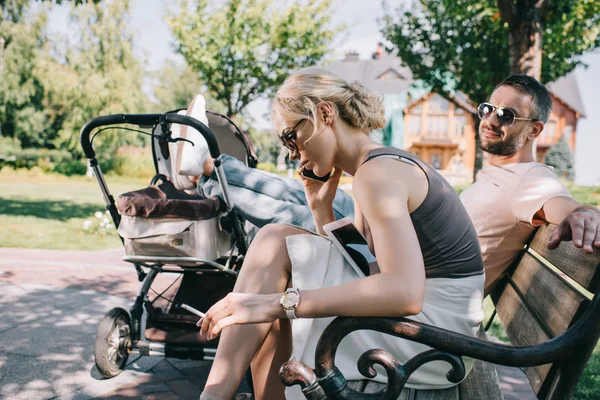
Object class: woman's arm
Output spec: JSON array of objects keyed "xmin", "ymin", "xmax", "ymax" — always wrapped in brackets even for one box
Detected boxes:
[
  {"xmin": 303, "ymin": 168, "xmax": 343, "ymax": 235},
  {"xmin": 199, "ymin": 160, "xmax": 428, "ymax": 337},
  {"xmin": 298, "ymin": 159, "xmax": 426, "ymax": 318}
]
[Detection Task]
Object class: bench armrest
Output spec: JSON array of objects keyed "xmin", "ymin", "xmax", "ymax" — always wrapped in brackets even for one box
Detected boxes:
[{"xmin": 280, "ymin": 305, "xmax": 600, "ymax": 399}]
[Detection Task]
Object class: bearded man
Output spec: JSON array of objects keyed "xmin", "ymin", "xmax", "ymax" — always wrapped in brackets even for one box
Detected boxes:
[{"xmin": 459, "ymin": 74, "xmax": 600, "ymax": 294}]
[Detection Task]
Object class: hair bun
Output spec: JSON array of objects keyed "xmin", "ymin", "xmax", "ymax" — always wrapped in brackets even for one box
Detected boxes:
[
  {"xmin": 342, "ymin": 81, "xmax": 386, "ymax": 131},
  {"xmin": 272, "ymin": 68, "xmax": 386, "ymax": 134}
]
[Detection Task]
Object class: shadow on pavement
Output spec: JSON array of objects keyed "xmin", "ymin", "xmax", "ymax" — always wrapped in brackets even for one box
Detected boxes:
[{"xmin": 0, "ymin": 282, "xmax": 157, "ymax": 400}]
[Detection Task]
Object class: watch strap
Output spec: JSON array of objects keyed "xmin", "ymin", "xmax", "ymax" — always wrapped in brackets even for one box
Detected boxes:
[{"xmin": 285, "ymin": 308, "xmax": 298, "ymax": 319}]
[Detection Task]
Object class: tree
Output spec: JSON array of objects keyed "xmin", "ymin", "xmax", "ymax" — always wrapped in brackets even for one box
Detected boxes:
[
  {"xmin": 384, "ymin": 0, "xmax": 600, "ymax": 175},
  {"xmin": 167, "ymin": 0, "xmax": 342, "ymax": 118},
  {"xmin": 38, "ymin": 0, "xmax": 149, "ymax": 154},
  {"xmin": 0, "ymin": 1, "xmax": 49, "ymax": 147},
  {"xmin": 151, "ymin": 63, "xmax": 227, "ymax": 114},
  {"xmin": 0, "ymin": 0, "xmax": 101, "ymax": 6},
  {"xmin": 545, "ymin": 137, "xmax": 574, "ymax": 180},
  {"xmin": 385, "ymin": 0, "xmax": 599, "ymax": 99}
]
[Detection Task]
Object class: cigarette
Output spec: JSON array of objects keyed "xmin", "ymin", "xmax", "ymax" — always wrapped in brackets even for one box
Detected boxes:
[{"xmin": 180, "ymin": 303, "xmax": 206, "ymax": 318}]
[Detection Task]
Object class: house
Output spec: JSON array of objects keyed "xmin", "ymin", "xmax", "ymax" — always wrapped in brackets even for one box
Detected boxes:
[{"xmin": 324, "ymin": 50, "xmax": 586, "ymax": 184}]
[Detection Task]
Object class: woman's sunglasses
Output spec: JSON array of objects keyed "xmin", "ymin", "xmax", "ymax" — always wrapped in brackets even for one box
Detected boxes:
[
  {"xmin": 278, "ymin": 119, "xmax": 305, "ymax": 152},
  {"xmin": 477, "ymin": 103, "xmax": 539, "ymax": 127}
]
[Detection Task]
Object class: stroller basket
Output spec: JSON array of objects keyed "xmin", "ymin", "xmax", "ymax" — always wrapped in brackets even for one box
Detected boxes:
[{"xmin": 117, "ymin": 181, "xmax": 232, "ymax": 260}]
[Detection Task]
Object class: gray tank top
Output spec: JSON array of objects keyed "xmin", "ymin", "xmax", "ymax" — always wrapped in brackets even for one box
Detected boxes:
[{"xmin": 360, "ymin": 147, "xmax": 483, "ymax": 279}]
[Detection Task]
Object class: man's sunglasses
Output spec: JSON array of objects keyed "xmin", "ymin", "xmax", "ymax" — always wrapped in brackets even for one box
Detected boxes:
[
  {"xmin": 278, "ymin": 119, "xmax": 305, "ymax": 152},
  {"xmin": 477, "ymin": 103, "xmax": 539, "ymax": 127}
]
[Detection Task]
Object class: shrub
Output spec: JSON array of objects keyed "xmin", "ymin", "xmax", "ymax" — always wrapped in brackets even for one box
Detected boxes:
[
  {"xmin": 545, "ymin": 137, "xmax": 574, "ymax": 180},
  {"xmin": 108, "ymin": 147, "xmax": 155, "ymax": 179},
  {"xmin": 257, "ymin": 162, "xmax": 277, "ymax": 173},
  {"xmin": 53, "ymin": 159, "xmax": 87, "ymax": 176}
]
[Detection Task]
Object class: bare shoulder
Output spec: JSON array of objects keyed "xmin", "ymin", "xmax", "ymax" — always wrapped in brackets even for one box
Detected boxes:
[
  {"xmin": 353, "ymin": 156, "xmax": 414, "ymax": 188},
  {"xmin": 353, "ymin": 156, "xmax": 428, "ymax": 213}
]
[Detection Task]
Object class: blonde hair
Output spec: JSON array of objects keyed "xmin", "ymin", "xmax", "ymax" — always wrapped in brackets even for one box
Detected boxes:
[{"xmin": 272, "ymin": 67, "xmax": 386, "ymax": 133}]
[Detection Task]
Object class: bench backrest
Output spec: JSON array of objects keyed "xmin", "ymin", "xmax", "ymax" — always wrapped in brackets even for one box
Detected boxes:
[{"xmin": 491, "ymin": 223, "xmax": 600, "ymax": 399}]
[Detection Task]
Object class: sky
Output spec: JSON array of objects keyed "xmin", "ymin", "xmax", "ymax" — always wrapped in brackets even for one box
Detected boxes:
[{"xmin": 47, "ymin": 0, "xmax": 600, "ymax": 186}]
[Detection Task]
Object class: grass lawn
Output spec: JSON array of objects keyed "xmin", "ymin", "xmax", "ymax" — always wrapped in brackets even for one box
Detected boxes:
[{"xmin": 0, "ymin": 168, "xmax": 146, "ymax": 250}]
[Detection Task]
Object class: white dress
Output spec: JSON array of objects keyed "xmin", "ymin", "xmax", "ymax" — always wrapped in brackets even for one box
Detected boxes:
[{"xmin": 284, "ymin": 233, "xmax": 485, "ymax": 399}]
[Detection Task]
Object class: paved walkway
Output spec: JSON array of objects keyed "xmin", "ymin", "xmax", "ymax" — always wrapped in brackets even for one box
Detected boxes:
[{"xmin": 0, "ymin": 247, "xmax": 535, "ymax": 399}]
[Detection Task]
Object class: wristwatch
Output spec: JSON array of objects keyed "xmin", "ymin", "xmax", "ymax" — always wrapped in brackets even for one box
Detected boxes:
[{"xmin": 280, "ymin": 288, "xmax": 301, "ymax": 319}]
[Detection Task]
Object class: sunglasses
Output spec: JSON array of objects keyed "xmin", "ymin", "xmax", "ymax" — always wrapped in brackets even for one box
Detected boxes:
[
  {"xmin": 278, "ymin": 119, "xmax": 305, "ymax": 153},
  {"xmin": 477, "ymin": 103, "xmax": 539, "ymax": 127}
]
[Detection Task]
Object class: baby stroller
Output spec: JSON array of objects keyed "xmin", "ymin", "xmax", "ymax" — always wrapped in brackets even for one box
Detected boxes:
[{"xmin": 79, "ymin": 106, "xmax": 258, "ymax": 379}]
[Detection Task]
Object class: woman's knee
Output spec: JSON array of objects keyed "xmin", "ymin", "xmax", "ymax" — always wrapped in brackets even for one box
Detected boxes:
[{"xmin": 252, "ymin": 223, "xmax": 307, "ymax": 244}]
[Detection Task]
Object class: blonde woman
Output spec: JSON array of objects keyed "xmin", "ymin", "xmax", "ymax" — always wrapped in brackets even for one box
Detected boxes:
[{"xmin": 198, "ymin": 68, "xmax": 485, "ymax": 400}]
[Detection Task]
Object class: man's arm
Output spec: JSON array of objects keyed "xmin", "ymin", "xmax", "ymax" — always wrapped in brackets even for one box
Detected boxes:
[{"xmin": 540, "ymin": 196, "xmax": 600, "ymax": 253}]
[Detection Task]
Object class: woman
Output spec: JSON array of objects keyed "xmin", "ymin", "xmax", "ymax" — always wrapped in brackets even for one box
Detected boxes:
[{"xmin": 198, "ymin": 68, "xmax": 485, "ymax": 400}]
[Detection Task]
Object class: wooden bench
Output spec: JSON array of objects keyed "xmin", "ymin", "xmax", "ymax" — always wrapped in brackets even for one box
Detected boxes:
[{"xmin": 280, "ymin": 224, "xmax": 600, "ymax": 399}]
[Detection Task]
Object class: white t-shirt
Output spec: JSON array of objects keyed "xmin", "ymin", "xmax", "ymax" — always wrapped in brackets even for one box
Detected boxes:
[{"xmin": 460, "ymin": 162, "xmax": 572, "ymax": 291}]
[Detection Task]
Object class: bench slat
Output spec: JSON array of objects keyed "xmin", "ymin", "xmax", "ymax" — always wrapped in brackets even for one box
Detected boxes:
[
  {"xmin": 359, "ymin": 381, "xmax": 458, "ymax": 399},
  {"xmin": 492, "ymin": 283, "xmax": 552, "ymax": 393},
  {"xmin": 513, "ymin": 252, "xmax": 585, "ymax": 337},
  {"xmin": 415, "ymin": 387, "xmax": 459, "ymax": 400},
  {"xmin": 528, "ymin": 223, "xmax": 600, "ymax": 292},
  {"xmin": 361, "ymin": 381, "xmax": 412, "ymax": 398},
  {"xmin": 458, "ymin": 360, "xmax": 504, "ymax": 400}
]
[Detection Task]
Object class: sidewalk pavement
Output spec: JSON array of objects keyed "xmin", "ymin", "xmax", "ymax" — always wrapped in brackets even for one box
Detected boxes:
[{"xmin": 0, "ymin": 247, "xmax": 535, "ymax": 399}]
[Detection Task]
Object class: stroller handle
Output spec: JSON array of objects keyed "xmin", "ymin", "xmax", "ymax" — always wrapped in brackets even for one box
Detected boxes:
[{"xmin": 79, "ymin": 113, "xmax": 222, "ymax": 160}]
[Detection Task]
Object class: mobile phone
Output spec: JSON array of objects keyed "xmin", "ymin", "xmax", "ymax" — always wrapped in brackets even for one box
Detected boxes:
[
  {"xmin": 323, "ymin": 218, "xmax": 376, "ymax": 277},
  {"xmin": 301, "ymin": 168, "xmax": 330, "ymax": 182},
  {"xmin": 179, "ymin": 303, "xmax": 206, "ymax": 318}
]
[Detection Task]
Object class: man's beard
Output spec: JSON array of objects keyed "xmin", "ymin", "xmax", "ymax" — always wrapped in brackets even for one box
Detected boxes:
[{"xmin": 479, "ymin": 131, "xmax": 527, "ymax": 156}]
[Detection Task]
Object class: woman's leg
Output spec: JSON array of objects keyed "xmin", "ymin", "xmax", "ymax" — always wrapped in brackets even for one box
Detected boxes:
[
  {"xmin": 202, "ymin": 224, "xmax": 305, "ymax": 400},
  {"xmin": 249, "ymin": 318, "xmax": 292, "ymax": 399}
]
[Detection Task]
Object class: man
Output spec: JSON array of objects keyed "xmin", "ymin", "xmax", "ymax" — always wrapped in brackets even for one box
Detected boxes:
[{"xmin": 459, "ymin": 74, "xmax": 600, "ymax": 294}]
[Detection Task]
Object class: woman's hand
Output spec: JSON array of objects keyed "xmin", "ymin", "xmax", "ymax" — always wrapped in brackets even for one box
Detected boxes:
[
  {"xmin": 196, "ymin": 292, "xmax": 283, "ymax": 340},
  {"xmin": 300, "ymin": 167, "xmax": 343, "ymax": 213}
]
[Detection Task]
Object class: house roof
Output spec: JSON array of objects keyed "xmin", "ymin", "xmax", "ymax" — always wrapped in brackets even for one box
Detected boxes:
[
  {"xmin": 546, "ymin": 72, "xmax": 586, "ymax": 117},
  {"xmin": 324, "ymin": 53, "xmax": 413, "ymax": 95},
  {"xmin": 404, "ymin": 91, "xmax": 478, "ymax": 115},
  {"xmin": 324, "ymin": 52, "xmax": 586, "ymax": 118}
]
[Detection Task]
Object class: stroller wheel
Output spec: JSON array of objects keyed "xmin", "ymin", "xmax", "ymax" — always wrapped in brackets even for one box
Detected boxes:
[{"xmin": 94, "ymin": 307, "xmax": 131, "ymax": 378}]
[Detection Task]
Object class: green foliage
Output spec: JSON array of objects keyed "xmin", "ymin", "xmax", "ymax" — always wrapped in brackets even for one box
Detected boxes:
[
  {"xmin": 151, "ymin": 62, "xmax": 227, "ymax": 114},
  {"xmin": 383, "ymin": 0, "xmax": 600, "ymax": 103},
  {"xmin": 564, "ymin": 180, "xmax": 600, "ymax": 206},
  {"xmin": 545, "ymin": 137, "xmax": 574, "ymax": 180},
  {"xmin": 52, "ymin": 158, "xmax": 86, "ymax": 176},
  {"xmin": 249, "ymin": 128, "xmax": 279, "ymax": 164},
  {"xmin": 0, "ymin": 1, "xmax": 100, "ymax": 6},
  {"xmin": 0, "ymin": 6, "xmax": 49, "ymax": 147},
  {"xmin": 1, "ymin": 0, "xmax": 149, "ymax": 159},
  {"xmin": 108, "ymin": 147, "xmax": 156, "ymax": 179},
  {"xmin": 575, "ymin": 340, "xmax": 600, "ymax": 399},
  {"xmin": 257, "ymin": 161, "xmax": 277, "ymax": 173},
  {"xmin": 168, "ymin": 0, "xmax": 341, "ymax": 117},
  {"xmin": 40, "ymin": 0, "xmax": 149, "ymax": 154}
]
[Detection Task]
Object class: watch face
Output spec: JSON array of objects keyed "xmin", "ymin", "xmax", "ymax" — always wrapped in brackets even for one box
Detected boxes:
[{"xmin": 282, "ymin": 292, "xmax": 300, "ymax": 308}]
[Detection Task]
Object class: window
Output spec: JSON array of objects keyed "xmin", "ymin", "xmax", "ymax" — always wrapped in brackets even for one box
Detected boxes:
[
  {"xmin": 426, "ymin": 116, "xmax": 449, "ymax": 138},
  {"xmin": 563, "ymin": 125, "xmax": 573, "ymax": 144},
  {"xmin": 543, "ymin": 120, "xmax": 557, "ymax": 142},
  {"xmin": 454, "ymin": 115, "xmax": 467, "ymax": 137},
  {"xmin": 431, "ymin": 153, "xmax": 441, "ymax": 170},
  {"xmin": 409, "ymin": 115, "xmax": 422, "ymax": 135},
  {"xmin": 428, "ymin": 94, "xmax": 450, "ymax": 113}
]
